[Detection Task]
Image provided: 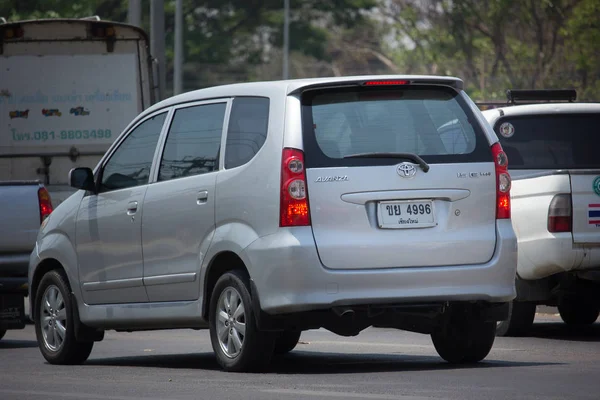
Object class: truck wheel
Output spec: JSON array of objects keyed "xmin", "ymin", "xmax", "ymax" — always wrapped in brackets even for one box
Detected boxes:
[
  {"xmin": 431, "ymin": 316, "xmax": 496, "ymax": 364},
  {"xmin": 274, "ymin": 330, "xmax": 302, "ymax": 355},
  {"xmin": 209, "ymin": 270, "xmax": 276, "ymax": 372},
  {"xmin": 558, "ymin": 300, "xmax": 600, "ymax": 325},
  {"xmin": 496, "ymin": 301, "xmax": 536, "ymax": 337},
  {"xmin": 34, "ymin": 270, "xmax": 93, "ymax": 365},
  {"xmin": 0, "ymin": 329, "xmax": 6, "ymax": 341}
]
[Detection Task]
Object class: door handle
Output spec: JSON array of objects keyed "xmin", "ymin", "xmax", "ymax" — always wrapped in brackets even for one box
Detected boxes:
[
  {"xmin": 126, "ymin": 201, "xmax": 138, "ymax": 215},
  {"xmin": 197, "ymin": 190, "xmax": 209, "ymax": 205}
]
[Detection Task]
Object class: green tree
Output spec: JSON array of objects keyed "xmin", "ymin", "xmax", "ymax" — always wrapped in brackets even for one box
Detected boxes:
[
  {"xmin": 383, "ymin": 0, "xmax": 600, "ymax": 101},
  {"xmin": 1, "ymin": 0, "xmax": 376, "ymax": 92}
]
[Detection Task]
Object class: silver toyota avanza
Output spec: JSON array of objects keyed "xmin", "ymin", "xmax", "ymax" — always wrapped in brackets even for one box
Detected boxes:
[{"xmin": 29, "ymin": 76, "xmax": 517, "ymax": 372}]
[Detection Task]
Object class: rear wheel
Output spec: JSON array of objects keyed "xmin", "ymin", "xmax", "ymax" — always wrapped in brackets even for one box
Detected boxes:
[
  {"xmin": 0, "ymin": 329, "xmax": 6, "ymax": 341},
  {"xmin": 209, "ymin": 270, "xmax": 276, "ymax": 372},
  {"xmin": 274, "ymin": 330, "xmax": 302, "ymax": 355},
  {"xmin": 34, "ymin": 270, "xmax": 93, "ymax": 365},
  {"xmin": 496, "ymin": 301, "xmax": 536, "ymax": 337},
  {"xmin": 432, "ymin": 314, "xmax": 496, "ymax": 364},
  {"xmin": 558, "ymin": 300, "xmax": 600, "ymax": 325}
]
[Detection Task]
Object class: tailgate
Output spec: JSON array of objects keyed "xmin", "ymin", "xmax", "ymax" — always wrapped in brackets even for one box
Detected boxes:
[
  {"xmin": 0, "ymin": 183, "xmax": 40, "ymax": 253},
  {"xmin": 571, "ymin": 172, "xmax": 600, "ymax": 244},
  {"xmin": 300, "ymin": 83, "xmax": 498, "ymax": 270}
]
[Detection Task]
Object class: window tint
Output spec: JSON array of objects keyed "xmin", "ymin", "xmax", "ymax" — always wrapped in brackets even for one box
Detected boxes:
[
  {"xmin": 158, "ymin": 103, "xmax": 226, "ymax": 181},
  {"xmin": 225, "ymin": 97, "xmax": 269, "ymax": 169},
  {"xmin": 100, "ymin": 112, "xmax": 166, "ymax": 192},
  {"xmin": 495, "ymin": 113, "xmax": 600, "ymax": 169},
  {"xmin": 301, "ymin": 86, "xmax": 490, "ymax": 168}
]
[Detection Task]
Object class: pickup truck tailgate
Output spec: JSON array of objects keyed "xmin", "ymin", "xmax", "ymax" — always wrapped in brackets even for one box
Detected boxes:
[
  {"xmin": 571, "ymin": 173, "xmax": 600, "ymax": 244},
  {"xmin": 0, "ymin": 182, "xmax": 41, "ymax": 253}
]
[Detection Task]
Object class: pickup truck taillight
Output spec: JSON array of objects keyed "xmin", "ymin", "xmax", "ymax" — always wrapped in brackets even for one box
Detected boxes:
[
  {"xmin": 548, "ymin": 194, "xmax": 572, "ymax": 233},
  {"xmin": 280, "ymin": 148, "xmax": 311, "ymax": 227},
  {"xmin": 491, "ymin": 143, "xmax": 511, "ymax": 219},
  {"xmin": 38, "ymin": 187, "xmax": 53, "ymax": 224}
]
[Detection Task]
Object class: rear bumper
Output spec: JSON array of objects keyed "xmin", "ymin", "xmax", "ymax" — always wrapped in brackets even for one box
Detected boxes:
[
  {"xmin": 243, "ymin": 220, "xmax": 518, "ymax": 315},
  {"xmin": 0, "ymin": 253, "xmax": 30, "ymax": 294},
  {"xmin": 516, "ymin": 234, "xmax": 600, "ymax": 280}
]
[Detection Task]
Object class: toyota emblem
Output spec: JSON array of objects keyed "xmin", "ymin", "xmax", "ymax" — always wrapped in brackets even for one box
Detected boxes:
[{"xmin": 396, "ymin": 162, "xmax": 417, "ymax": 178}]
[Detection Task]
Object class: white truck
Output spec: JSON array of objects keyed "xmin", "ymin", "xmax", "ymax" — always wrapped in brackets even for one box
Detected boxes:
[
  {"xmin": 482, "ymin": 90, "xmax": 600, "ymax": 336},
  {"xmin": 0, "ymin": 17, "xmax": 156, "ymax": 205}
]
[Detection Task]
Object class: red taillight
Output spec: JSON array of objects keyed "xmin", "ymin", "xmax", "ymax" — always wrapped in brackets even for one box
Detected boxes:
[
  {"xmin": 280, "ymin": 148, "xmax": 311, "ymax": 227},
  {"xmin": 491, "ymin": 142, "xmax": 511, "ymax": 219},
  {"xmin": 38, "ymin": 187, "xmax": 53, "ymax": 224},
  {"xmin": 363, "ymin": 80, "xmax": 409, "ymax": 86},
  {"xmin": 548, "ymin": 194, "xmax": 572, "ymax": 233}
]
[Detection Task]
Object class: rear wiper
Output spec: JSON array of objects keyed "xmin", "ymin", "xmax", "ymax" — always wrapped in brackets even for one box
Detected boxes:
[{"xmin": 343, "ymin": 152, "xmax": 430, "ymax": 172}]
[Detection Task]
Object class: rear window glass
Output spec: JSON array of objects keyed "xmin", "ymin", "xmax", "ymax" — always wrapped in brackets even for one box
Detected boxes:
[
  {"xmin": 301, "ymin": 86, "xmax": 491, "ymax": 168},
  {"xmin": 494, "ymin": 113, "xmax": 600, "ymax": 170}
]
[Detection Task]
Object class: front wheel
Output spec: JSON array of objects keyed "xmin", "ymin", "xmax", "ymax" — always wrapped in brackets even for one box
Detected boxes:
[
  {"xmin": 558, "ymin": 300, "xmax": 600, "ymax": 325},
  {"xmin": 432, "ymin": 315, "xmax": 496, "ymax": 364},
  {"xmin": 34, "ymin": 270, "xmax": 93, "ymax": 364},
  {"xmin": 209, "ymin": 271, "xmax": 276, "ymax": 372}
]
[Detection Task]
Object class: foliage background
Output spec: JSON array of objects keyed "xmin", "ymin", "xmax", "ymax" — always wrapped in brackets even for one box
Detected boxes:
[{"xmin": 2, "ymin": 0, "xmax": 599, "ymax": 101}]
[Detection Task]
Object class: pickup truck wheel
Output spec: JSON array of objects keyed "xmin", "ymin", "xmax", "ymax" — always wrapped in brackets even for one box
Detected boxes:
[
  {"xmin": 274, "ymin": 330, "xmax": 302, "ymax": 355},
  {"xmin": 496, "ymin": 301, "xmax": 536, "ymax": 337},
  {"xmin": 209, "ymin": 270, "xmax": 276, "ymax": 372},
  {"xmin": 34, "ymin": 270, "xmax": 93, "ymax": 365},
  {"xmin": 558, "ymin": 301, "xmax": 600, "ymax": 325},
  {"xmin": 431, "ymin": 317, "xmax": 496, "ymax": 364},
  {"xmin": 0, "ymin": 329, "xmax": 6, "ymax": 340}
]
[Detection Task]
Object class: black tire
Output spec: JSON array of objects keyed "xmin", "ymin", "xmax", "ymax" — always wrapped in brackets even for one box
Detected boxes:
[
  {"xmin": 431, "ymin": 316, "xmax": 496, "ymax": 364},
  {"xmin": 558, "ymin": 300, "xmax": 600, "ymax": 325},
  {"xmin": 274, "ymin": 330, "xmax": 301, "ymax": 355},
  {"xmin": 209, "ymin": 270, "xmax": 276, "ymax": 372},
  {"xmin": 496, "ymin": 301, "xmax": 536, "ymax": 337},
  {"xmin": 34, "ymin": 270, "xmax": 93, "ymax": 365},
  {"xmin": 0, "ymin": 328, "xmax": 6, "ymax": 341}
]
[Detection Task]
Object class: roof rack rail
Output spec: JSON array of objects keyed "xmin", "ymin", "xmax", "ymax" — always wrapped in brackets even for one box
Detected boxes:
[
  {"xmin": 80, "ymin": 16, "xmax": 101, "ymax": 21},
  {"xmin": 0, "ymin": 17, "xmax": 7, "ymax": 24},
  {"xmin": 506, "ymin": 89, "xmax": 577, "ymax": 104}
]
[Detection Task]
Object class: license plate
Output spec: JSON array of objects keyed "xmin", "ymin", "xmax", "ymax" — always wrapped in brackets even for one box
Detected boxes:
[{"xmin": 377, "ymin": 200, "xmax": 436, "ymax": 229}]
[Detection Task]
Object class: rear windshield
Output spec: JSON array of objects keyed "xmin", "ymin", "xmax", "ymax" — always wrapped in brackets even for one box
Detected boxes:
[
  {"xmin": 494, "ymin": 113, "xmax": 600, "ymax": 169},
  {"xmin": 301, "ymin": 86, "xmax": 491, "ymax": 168}
]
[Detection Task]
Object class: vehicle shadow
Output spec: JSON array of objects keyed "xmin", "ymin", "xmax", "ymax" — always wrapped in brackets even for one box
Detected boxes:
[
  {"xmin": 528, "ymin": 322, "xmax": 600, "ymax": 342},
  {"xmin": 0, "ymin": 340, "xmax": 39, "ymax": 349},
  {"xmin": 85, "ymin": 351, "xmax": 559, "ymax": 374}
]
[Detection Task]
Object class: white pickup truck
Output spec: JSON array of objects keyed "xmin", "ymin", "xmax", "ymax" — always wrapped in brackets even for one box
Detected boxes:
[
  {"xmin": 0, "ymin": 181, "xmax": 52, "ymax": 340},
  {"xmin": 482, "ymin": 90, "xmax": 600, "ymax": 336}
]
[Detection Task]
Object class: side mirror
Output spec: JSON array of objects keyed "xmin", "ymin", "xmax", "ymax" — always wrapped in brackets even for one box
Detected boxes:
[{"xmin": 69, "ymin": 167, "xmax": 96, "ymax": 192}]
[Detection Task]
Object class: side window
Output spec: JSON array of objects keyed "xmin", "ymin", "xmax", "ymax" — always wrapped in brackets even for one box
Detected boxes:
[
  {"xmin": 100, "ymin": 112, "xmax": 166, "ymax": 193},
  {"xmin": 158, "ymin": 102, "xmax": 226, "ymax": 181},
  {"xmin": 225, "ymin": 97, "xmax": 269, "ymax": 169}
]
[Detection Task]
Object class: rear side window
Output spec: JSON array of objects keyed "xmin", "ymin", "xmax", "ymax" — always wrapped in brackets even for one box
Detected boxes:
[
  {"xmin": 158, "ymin": 102, "xmax": 226, "ymax": 181},
  {"xmin": 301, "ymin": 86, "xmax": 490, "ymax": 168},
  {"xmin": 225, "ymin": 97, "xmax": 269, "ymax": 169},
  {"xmin": 494, "ymin": 113, "xmax": 600, "ymax": 170}
]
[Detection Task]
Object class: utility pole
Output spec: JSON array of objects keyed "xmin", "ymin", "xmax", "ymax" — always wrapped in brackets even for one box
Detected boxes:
[
  {"xmin": 283, "ymin": 0, "xmax": 289, "ymax": 80},
  {"xmin": 174, "ymin": 0, "xmax": 183, "ymax": 95},
  {"xmin": 127, "ymin": 0, "xmax": 141, "ymax": 27},
  {"xmin": 150, "ymin": 0, "xmax": 166, "ymax": 100}
]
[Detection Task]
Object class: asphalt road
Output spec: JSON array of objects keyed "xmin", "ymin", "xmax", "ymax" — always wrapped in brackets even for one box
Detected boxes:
[{"xmin": 1, "ymin": 312, "xmax": 598, "ymax": 400}]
